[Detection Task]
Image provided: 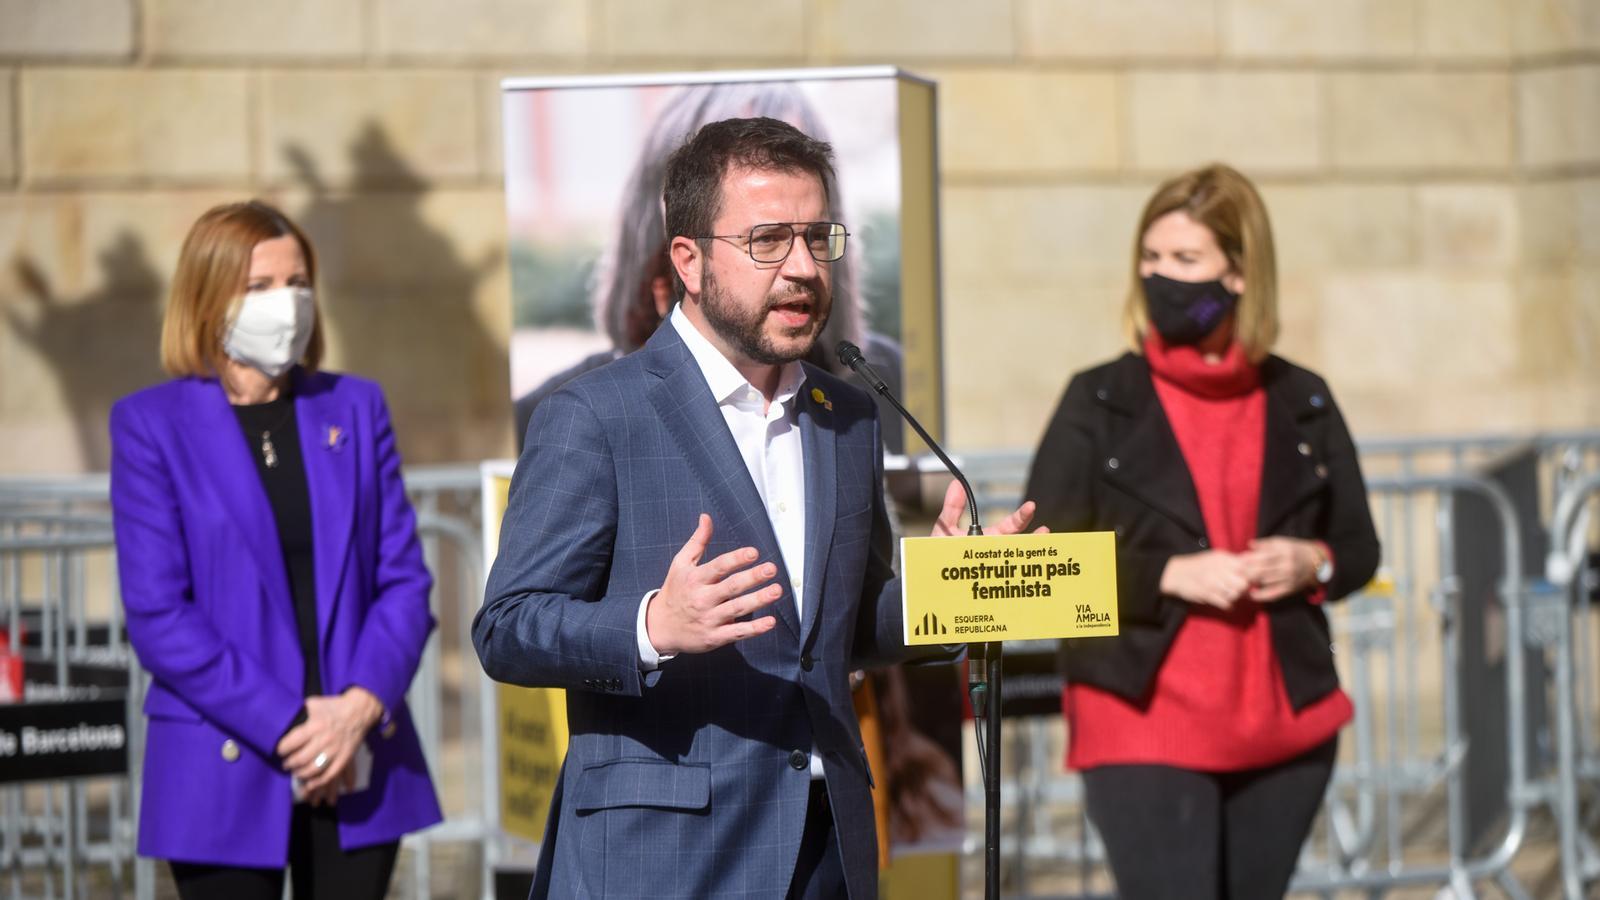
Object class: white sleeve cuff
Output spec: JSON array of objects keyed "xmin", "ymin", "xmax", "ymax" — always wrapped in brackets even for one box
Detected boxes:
[{"xmin": 636, "ymin": 589, "xmax": 675, "ymax": 671}]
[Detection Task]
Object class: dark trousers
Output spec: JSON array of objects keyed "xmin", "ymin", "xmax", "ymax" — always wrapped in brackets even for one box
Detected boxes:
[
  {"xmin": 1082, "ymin": 738, "xmax": 1337, "ymax": 900},
  {"xmin": 169, "ymin": 804, "xmax": 399, "ymax": 900},
  {"xmin": 787, "ymin": 779, "xmax": 847, "ymax": 899}
]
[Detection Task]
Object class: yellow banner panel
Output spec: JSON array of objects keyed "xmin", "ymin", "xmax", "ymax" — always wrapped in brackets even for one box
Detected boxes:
[
  {"xmin": 497, "ymin": 683, "xmax": 569, "ymax": 844},
  {"xmin": 884, "ymin": 852, "xmax": 959, "ymax": 899}
]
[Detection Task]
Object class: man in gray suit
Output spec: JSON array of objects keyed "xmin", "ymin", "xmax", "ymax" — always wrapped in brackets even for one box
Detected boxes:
[{"xmin": 475, "ymin": 116, "xmax": 1038, "ymax": 899}]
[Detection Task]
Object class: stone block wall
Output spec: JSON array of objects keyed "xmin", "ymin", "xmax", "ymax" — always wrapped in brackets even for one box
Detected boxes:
[{"xmin": 1, "ymin": 0, "xmax": 1596, "ymax": 472}]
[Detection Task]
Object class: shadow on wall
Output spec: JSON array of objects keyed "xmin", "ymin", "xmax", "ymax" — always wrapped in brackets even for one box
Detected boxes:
[
  {"xmin": 8, "ymin": 233, "xmax": 166, "ymax": 470},
  {"xmin": 284, "ymin": 122, "xmax": 509, "ymax": 464}
]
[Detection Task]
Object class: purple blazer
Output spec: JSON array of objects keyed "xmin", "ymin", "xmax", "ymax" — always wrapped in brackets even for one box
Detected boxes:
[{"xmin": 110, "ymin": 369, "xmax": 442, "ymax": 867}]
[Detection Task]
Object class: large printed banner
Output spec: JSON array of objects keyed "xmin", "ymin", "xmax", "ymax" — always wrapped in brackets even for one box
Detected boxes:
[{"xmin": 500, "ymin": 67, "xmax": 943, "ymax": 457}]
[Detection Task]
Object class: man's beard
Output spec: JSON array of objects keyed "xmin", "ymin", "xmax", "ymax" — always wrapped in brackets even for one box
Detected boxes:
[{"xmin": 699, "ymin": 268, "xmax": 830, "ymax": 366}]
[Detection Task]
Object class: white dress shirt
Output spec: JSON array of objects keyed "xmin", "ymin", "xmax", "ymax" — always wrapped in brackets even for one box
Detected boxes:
[{"xmin": 635, "ymin": 306, "xmax": 822, "ymax": 776}]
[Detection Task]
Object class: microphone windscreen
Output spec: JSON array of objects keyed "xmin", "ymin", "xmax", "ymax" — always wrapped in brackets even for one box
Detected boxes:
[{"xmin": 836, "ymin": 340, "xmax": 863, "ymax": 369}]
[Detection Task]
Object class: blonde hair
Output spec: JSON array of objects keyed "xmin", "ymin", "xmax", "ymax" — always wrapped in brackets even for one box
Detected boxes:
[
  {"xmin": 1122, "ymin": 164, "xmax": 1279, "ymax": 363},
  {"xmin": 160, "ymin": 201, "xmax": 323, "ymax": 377}
]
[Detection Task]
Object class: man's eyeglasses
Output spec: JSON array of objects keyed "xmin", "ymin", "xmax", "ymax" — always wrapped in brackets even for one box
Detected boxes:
[{"xmin": 698, "ymin": 222, "xmax": 849, "ymax": 264}]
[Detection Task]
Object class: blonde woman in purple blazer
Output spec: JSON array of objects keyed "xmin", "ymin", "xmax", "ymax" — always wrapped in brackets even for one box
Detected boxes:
[{"xmin": 110, "ymin": 201, "xmax": 441, "ymax": 899}]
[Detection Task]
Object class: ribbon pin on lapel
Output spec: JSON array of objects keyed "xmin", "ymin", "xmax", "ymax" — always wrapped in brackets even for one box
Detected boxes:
[{"xmin": 810, "ymin": 387, "xmax": 832, "ymax": 412}]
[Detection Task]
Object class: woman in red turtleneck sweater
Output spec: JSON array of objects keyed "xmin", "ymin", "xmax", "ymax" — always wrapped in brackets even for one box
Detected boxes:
[{"xmin": 1025, "ymin": 164, "xmax": 1380, "ymax": 900}]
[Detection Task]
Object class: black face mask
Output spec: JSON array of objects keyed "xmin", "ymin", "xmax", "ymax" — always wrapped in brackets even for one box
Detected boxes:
[{"xmin": 1142, "ymin": 273, "xmax": 1238, "ymax": 346}]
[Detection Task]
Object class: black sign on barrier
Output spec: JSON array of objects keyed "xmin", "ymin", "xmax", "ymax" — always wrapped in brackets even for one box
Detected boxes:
[
  {"xmin": 1453, "ymin": 446, "xmax": 1551, "ymax": 849},
  {"xmin": 0, "ymin": 698, "xmax": 129, "ymax": 783}
]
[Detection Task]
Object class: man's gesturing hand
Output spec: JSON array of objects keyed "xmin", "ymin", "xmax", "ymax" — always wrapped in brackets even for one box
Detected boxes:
[{"xmin": 645, "ymin": 514, "xmax": 782, "ymax": 656}]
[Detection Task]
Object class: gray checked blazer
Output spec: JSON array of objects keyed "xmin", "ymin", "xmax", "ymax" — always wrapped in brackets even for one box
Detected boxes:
[{"xmin": 474, "ymin": 321, "xmax": 909, "ymax": 899}]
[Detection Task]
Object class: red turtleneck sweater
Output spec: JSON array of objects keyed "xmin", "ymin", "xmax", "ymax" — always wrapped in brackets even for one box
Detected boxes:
[{"xmin": 1064, "ymin": 334, "xmax": 1351, "ymax": 772}]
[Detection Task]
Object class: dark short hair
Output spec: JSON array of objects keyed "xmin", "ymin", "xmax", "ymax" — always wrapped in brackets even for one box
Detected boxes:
[{"xmin": 662, "ymin": 116, "xmax": 836, "ymax": 294}]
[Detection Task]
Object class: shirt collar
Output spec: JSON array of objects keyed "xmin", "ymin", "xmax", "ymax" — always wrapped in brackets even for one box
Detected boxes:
[{"xmin": 670, "ymin": 304, "xmax": 806, "ymax": 410}]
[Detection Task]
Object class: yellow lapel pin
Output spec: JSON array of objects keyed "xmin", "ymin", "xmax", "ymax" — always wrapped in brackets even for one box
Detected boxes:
[{"xmin": 810, "ymin": 387, "xmax": 832, "ymax": 411}]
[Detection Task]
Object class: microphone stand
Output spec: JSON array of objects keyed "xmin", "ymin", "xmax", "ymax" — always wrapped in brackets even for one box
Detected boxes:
[{"xmin": 836, "ymin": 342, "xmax": 1004, "ymax": 900}]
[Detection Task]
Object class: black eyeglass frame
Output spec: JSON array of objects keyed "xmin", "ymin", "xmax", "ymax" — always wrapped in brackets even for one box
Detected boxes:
[{"xmin": 694, "ymin": 221, "xmax": 850, "ymax": 264}]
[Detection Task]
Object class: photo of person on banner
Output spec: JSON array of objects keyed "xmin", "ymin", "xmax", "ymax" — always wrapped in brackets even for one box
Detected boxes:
[{"xmin": 506, "ymin": 79, "xmax": 907, "ymax": 454}]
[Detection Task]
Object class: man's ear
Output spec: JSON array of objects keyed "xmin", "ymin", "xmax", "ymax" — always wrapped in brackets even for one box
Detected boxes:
[{"xmin": 669, "ymin": 236, "xmax": 703, "ymax": 299}]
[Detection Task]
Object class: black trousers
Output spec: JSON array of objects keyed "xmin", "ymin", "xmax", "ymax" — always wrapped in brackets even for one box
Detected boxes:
[
  {"xmin": 1082, "ymin": 738, "xmax": 1337, "ymax": 900},
  {"xmin": 787, "ymin": 778, "xmax": 847, "ymax": 899},
  {"xmin": 169, "ymin": 804, "xmax": 399, "ymax": 900}
]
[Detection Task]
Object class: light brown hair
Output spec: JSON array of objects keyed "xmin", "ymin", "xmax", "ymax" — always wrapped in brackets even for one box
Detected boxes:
[
  {"xmin": 1123, "ymin": 163, "xmax": 1279, "ymax": 362},
  {"xmin": 160, "ymin": 200, "xmax": 323, "ymax": 377}
]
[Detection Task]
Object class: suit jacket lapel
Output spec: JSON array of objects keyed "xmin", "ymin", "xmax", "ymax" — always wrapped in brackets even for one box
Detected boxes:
[
  {"xmin": 183, "ymin": 379, "xmax": 297, "ymax": 632},
  {"xmin": 642, "ymin": 328, "xmax": 800, "ymax": 642},
  {"xmin": 797, "ymin": 380, "xmax": 836, "ymax": 645},
  {"xmin": 294, "ymin": 372, "xmax": 356, "ymax": 645},
  {"xmin": 1099, "ymin": 357, "xmax": 1207, "ymax": 539}
]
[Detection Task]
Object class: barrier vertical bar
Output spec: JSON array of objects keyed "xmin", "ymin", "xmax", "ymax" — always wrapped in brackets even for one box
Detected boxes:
[
  {"xmin": 478, "ymin": 465, "xmax": 502, "ymax": 900},
  {"xmin": 1546, "ymin": 471, "xmax": 1600, "ymax": 898},
  {"xmin": 413, "ymin": 492, "xmax": 442, "ymax": 900},
  {"xmin": 1399, "ymin": 454, "xmax": 1419, "ymax": 767}
]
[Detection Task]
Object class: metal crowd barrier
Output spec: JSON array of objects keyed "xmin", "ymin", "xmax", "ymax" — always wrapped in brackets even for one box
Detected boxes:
[
  {"xmin": 944, "ymin": 434, "xmax": 1600, "ymax": 899},
  {"xmin": 0, "ymin": 465, "xmax": 492, "ymax": 900},
  {"xmin": 2, "ymin": 431, "xmax": 1598, "ymax": 898},
  {"xmin": 397, "ymin": 465, "xmax": 493, "ymax": 900},
  {"xmin": 0, "ymin": 485, "xmax": 132, "ymax": 900},
  {"xmin": 1296, "ymin": 472, "xmax": 1531, "ymax": 898}
]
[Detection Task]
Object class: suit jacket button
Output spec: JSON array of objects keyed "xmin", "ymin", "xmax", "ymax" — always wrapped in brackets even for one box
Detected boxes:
[
  {"xmin": 1095, "ymin": 388, "xmax": 1109, "ymax": 401},
  {"xmin": 1297, "ymin": 442, "xmax": 1312, "ymax": 456},
  {"xmin": 609, "ymin": 678, "xmax": 621, "ymax": 690},
  {"xmin": 220, "ymin": 740, "xmax": 240, "ymax": 763},
  {"xmin": 1106, "ymin": 457, "xmax": 1119, "ymax": 470},
  {"xmin": 800, "ymin": 655, "xmax": 814, "ymax": 672},
  {"xmin": 789, "ymin": 749, "xmax": 808, "ymax": 770},
  {"xmin": 381, "ymin": 720, "xmax": 398, "ymax": 739},
  {"xmin": 1197, "ymin": 538, "xmax": 1209, "ymax": 549},
  {"xmin": 1315, "ymin": 464, "xmax": 1329, "ymax": 478}
]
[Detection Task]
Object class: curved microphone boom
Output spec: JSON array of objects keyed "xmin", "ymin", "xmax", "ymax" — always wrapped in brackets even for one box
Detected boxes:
[
  {"xmin": 836, "ymin": 340, "xmax": 982, "ymax": 536},
  {"xmin": 839, "ymin": 339, "xmax": 1007, "ymax": 900}
]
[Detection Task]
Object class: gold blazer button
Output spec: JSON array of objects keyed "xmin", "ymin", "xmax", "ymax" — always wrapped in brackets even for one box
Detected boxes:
[
  {"xmin": 381, "ymin": 720, "xmax": 398, "ymax": 739},
  {"xmin": 220, "ymin": 739, "xmax": 241, "ymax": 763}
]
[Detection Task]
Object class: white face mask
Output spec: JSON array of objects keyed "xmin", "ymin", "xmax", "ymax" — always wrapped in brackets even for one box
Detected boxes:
[{"xmin": 223, "ymin": 286, "xmax": 316, "ymax": 378}]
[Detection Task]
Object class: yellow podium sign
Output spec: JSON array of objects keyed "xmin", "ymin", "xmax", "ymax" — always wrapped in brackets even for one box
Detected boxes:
[{"xmin": 899, "ymin": 531, "xmax": 1119, "ymax": 645}]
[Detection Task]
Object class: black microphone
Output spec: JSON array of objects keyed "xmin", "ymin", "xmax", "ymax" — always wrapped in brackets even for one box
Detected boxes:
[{"xmin": 836, "ymin": 340, "xmax": 982, "ymax": 536}]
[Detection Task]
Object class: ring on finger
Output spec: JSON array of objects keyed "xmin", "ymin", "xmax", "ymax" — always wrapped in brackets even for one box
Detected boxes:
[{"xmin": 313, "ymin": 751, "xmax": 329, "ymax": 770}]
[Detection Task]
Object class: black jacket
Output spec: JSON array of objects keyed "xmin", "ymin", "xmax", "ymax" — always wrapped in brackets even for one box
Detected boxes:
[{"xmin": 1025, "ymin": 352, "xmax": 1380, "ymax": 710}]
